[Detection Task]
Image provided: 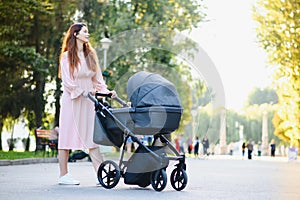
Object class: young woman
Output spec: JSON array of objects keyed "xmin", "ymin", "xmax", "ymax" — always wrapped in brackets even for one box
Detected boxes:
[{"xmin": 58, "ymin": 23, "xmax": 116, "ymax": 185}]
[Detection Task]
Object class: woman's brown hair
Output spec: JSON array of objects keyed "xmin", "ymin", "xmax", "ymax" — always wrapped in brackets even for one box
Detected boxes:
[{"xmin": 58, "ymin": 23, "xmax": 99, "ymax": 79}]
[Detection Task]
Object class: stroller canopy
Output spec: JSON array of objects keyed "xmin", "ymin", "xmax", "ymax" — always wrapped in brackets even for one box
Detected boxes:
[{"xmin": 127, "ymin": 71, "xmax": 182, "ymax": 108}]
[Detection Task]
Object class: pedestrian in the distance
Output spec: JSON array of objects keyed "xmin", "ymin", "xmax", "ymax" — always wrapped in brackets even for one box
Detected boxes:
[
  {"xmin": 247, "ymin": 141, "xmax": 254, "ymax": 160},
  {"xmin": 242, "ymin": 141, "xmax": 246, "ymax": 158},
  {"xmin": 228, "ymin": 142, "xmax": 234, "ymax": 155},
  {"xmin": 202, "ymin": 135, "xmax": 209, "ymax": 156},
  {"xmin": 257, "ymin": 141, "xmax": 262, "ymax": 156},
  {"xmin": 270, "ymin": 139, "xmax": 276, "ymax": 157},
  {"xmin": 174, "ymin": 136, "xmax": 180, "ymax": 152},
  {"xmin": 194, "ymin": 136, "xmax": 200, "ymax": 158},
  {"xmin": 58, "ymin": 23, "xmax": 117, "ymax": 185},
  {"xmin": 187, "ymin": 137, "xmax": 193, "ymax": 154},
  {"xmin": 179, "ymin": 135, "xmax": 185, "ymax": 154}
]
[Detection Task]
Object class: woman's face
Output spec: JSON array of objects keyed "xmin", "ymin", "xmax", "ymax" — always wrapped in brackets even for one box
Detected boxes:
[{"xmin": 76, "ymin": 26, "xmax": 89, "ymax": 43}]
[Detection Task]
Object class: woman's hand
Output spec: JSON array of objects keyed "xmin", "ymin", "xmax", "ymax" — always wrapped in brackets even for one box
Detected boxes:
[
  {"xmin": 82, "ymin": 91, "xmax": 89, "ymax": 98},
  {"xmin": 109, "ymin": 90, "xmax": 117, "ymax": 98},
  {"xmin": 89, "ymin": 88, "xmax": 96, "ymax": 96}
]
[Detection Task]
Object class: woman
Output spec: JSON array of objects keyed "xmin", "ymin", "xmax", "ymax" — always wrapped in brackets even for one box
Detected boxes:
[
  {"xmin": 270, "ymin": 139, "xmax": 276, "ymax": 157},
  {"xmin": 58, "ymin": 23, "xmax": 116, "ymax": 185}
]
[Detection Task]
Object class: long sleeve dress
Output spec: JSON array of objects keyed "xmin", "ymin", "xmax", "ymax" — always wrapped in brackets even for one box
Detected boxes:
[{"xmin": 58, "ymin": 51, "xmax": 109, "ymax": 150}]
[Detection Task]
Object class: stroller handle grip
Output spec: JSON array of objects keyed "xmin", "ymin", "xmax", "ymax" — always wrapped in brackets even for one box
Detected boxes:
[
  {"xmin": 90, "ymin": 92, "xmax": 129, "ymax": 107},
  {"xmin": 96, "ymin": 92, "xmax": 112, "ymax": 98}
]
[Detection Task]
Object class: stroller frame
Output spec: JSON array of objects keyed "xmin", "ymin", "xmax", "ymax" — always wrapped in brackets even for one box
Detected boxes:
[{"xmin": 89, "ymin": 93, "xmax": 187, "ymax": 192}]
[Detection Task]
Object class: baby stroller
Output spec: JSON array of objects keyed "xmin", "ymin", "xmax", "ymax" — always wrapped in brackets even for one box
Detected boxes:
[{"xmin": 88, "ymin": 71, "xmax": 187, "ymax": 192}]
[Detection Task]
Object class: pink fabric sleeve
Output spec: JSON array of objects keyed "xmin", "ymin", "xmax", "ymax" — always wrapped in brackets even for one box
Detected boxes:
[
  {"xmin": 60, "ymin": 53, "xmax": 84, "ymax": 99},
  {"xmin": 92, "ymin": 70, "xmax": 110, "ymax": 93}
]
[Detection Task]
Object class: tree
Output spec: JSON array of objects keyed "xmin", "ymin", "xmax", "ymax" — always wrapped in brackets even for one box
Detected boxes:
[
  {"xmin": 77, "ymin": 0, "xmax": 207, "ymax": 133},
  {"xmin": 246, "ymin": 87, "xmax": 278, "ymax": 106},
  {"xmin": 0, "ymin": 0, "xmax": 207, "ymax": 151},
  {"xmin": 0, "ymin": 0, "xmax": 78, "ymax": 150},
  {"xmin": 0, "ymin": 0, "xmax": 51, "ymax": 150},
  {"xmin": 253, "ymin": 0, "xmax": 300, "ymax": 148}
]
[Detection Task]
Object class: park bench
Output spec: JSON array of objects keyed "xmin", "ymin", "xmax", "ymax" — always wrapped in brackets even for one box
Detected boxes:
[{"xmin": 35, "ymin": 129, "xmax": 58, "ymax": 157}]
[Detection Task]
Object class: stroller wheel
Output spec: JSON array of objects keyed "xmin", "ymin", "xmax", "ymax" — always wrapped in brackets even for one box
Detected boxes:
[
  {"xmin": 150, "ymin": 169, "xmax": 167, "ymax": 192},
  {"xmin": 170, "ymin": 167, "xmax": 187, "ymax": 191},
  {"xmin": 97, "ymin": 160, "xmax": 121, "ymax": 189}
]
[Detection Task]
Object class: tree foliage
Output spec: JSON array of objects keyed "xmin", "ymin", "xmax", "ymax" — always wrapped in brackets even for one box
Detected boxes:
[
  {"xmin": 0, "ymin": 0, "xmax": 207, "ymax": 151},
  {"xmin": 194, "ymin": 103, "xmax": 278, "ymax": 146},
  {"xmin": 0, "ymin": 0, "xmax": 78, "ymax": 150},
  {"xmin": 77, "ymin": 0, "xmax": 207, "ymax": 133},
  {"xmin": 246, "ymin": 87, "xmax": 278, "ymax": 106},
  {"xmin": 0, "ymin": 0, "xmax": 52, "ymax": 150},
  {"xmin": 253, "ymin": 0, "xmax": 300, "ymax": 147}
]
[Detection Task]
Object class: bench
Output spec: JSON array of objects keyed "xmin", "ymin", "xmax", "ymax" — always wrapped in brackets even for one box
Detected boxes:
[{"xmin": 35, "ymin": 129, "xmax": 58, "ymax": 157}]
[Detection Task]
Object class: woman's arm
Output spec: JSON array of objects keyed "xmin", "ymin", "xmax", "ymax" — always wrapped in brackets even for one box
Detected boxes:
[
  {"xmin": 60, "ymin": 53, "xmax": 84, "ymax": 99},
  {"xmin": 92, "ymin": 70, "xmax": 110, "ymax": 93}
]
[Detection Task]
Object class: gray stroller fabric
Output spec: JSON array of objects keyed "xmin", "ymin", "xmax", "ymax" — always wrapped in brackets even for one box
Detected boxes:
[{"xmin": 127, "ymin": 71, "xmax": 182, "ymax": 108}]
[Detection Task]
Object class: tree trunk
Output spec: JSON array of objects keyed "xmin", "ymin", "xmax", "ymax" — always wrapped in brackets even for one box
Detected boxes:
[
  {"xmin": 24, "ymin": 135, "xmax": 30, "ymax": 151},
  {"xmin": 54, "ymin": 76, "xmax": 62, "ymax": 126},
  {"xmin": 8, "ymin": 122, "xmax": 15, "ymax": 151},
  {"xmin": 0, "ymin": 121, "xmax": 3, "ymax": 151}
]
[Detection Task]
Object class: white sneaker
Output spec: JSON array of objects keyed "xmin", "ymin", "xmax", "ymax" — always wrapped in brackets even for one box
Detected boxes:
[{"xmin": 58, "ymin": 173, "xmax": 80, "ymax": 185}]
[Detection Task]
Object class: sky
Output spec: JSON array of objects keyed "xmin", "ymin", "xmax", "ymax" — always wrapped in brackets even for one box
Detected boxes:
[{"xmin": 186, "ymin": 0, "xmax": 273, "ymax": 111}]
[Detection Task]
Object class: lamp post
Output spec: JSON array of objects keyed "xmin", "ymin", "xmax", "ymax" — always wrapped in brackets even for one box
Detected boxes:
[{"xmin": 100, "ymin": 38, "xmax": 112, "ymax": 71}]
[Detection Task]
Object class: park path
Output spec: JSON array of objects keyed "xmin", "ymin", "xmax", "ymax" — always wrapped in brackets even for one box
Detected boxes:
[{"xmin": 0, "ymin": 156, "xmax": 299, "ymax": 200}]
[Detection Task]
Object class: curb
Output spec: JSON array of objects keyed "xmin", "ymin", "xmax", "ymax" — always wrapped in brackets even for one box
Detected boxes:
[{"xmin": 0, "ymin": 158, "xmax": 58, "ymax": 166}]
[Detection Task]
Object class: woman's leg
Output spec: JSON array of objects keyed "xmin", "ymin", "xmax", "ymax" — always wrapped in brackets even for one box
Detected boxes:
[
  {"xmin": 58, "ymin": 149, "xmax": 69, "ymax": 177},
  {"xmin": 58, "ymin": 149, "xmax": 80, "ymax": 185},
  {"xmin": 89, "ymin": 147, "xmax": 103, "ymax": 173}
]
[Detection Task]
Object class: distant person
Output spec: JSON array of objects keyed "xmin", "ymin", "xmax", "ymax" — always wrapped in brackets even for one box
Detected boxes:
[
  {"xmin": 126, "ymin": 136, "xmax": 133, "ymax": 154},
  {"xmin": 247, "ymin": 141, "xmax": 254, "ymax": 159},
  {"xmin": 179, "ymin": 136, "xmax": 185, "ymax": 154},
  {"xmin": 174, "ymin": 136, "xmax": 180, "ymax": 152},
  {"xmin": 242, "ymin": 141, "xmax": 246, "ymax": 157},
  {"xmin": 270, "ymin": 139, "xmax": 276, "ymax": 157},
  {"xmin": 228, "ymin": 142, "xmax": 234, "ymax": 155},
  {"xmin": 194, "ymin": 136, "xmax": 200, "ymax": 158},
  {"xmin": 202, "ymin": 135, "xmax": 209, "ymax": 156},
  {"xmin": 257, "ymin": 141, "xmax": 262, "ymax": 156},
  {"xmin": 187, "ymin": 137, "xmax": 193, "ymax": 154}
]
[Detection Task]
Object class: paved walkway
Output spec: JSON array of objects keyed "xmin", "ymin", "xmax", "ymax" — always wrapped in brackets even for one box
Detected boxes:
[{"xmin": 0, "ymin": 156, "xmax": 299, "ymax": 200}]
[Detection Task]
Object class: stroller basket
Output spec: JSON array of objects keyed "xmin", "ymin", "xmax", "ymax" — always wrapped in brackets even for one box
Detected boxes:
[
  {"xmin": 124, "ymin": 145, "xmax": 169, "ymax": 186},
  {"xmin": 106, "ymin": 106, "xmax": 182, "ymax": 135}
]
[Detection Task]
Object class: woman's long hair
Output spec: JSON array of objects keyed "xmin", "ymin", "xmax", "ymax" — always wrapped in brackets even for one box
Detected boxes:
[{"xmin": 58, "ymin": 23, "xmax": 99, "ymax": 79}]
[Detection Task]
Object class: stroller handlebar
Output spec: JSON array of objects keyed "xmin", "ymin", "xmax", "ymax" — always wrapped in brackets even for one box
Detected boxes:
[
  {"xmin": 88, "ymin": 92, "xmax": 129, "ymax": 107},
  {"xmin": 114, "ymin": 97, "xmax": 129, "ymax": 107},
  {"xmin": 87, "ymin": 92, "xmax": 98, "ymax": 103},
  {"xmin": 96, "ymin": 92, "xmax": 112, "ymax": 98}
]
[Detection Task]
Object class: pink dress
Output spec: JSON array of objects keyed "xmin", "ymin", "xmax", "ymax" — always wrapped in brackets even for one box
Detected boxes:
[{"xmin": 58, "ymin": 52, "xmax": 109, "ymax": 150}]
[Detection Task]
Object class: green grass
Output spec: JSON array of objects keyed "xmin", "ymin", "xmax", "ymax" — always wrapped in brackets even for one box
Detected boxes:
[
  {"xmin": 0, "ymin": 150, "xmax": 121, "ymax": 160},
  {"xmin": 0, "ymin": 151, "xmax": 44, "ymax": 160},
  {"xmin": 0, "ymin": 149, "xmax": 125, "ymax": 160}
]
